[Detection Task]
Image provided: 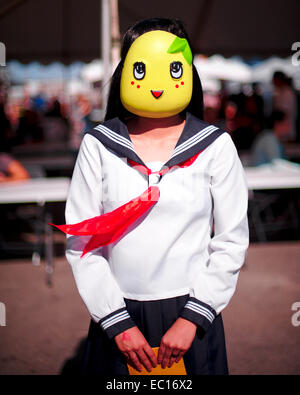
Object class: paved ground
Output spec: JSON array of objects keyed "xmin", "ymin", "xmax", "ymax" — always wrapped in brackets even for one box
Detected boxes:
[{"xmin": 0, "ymin": 242, "xmax": 299, "ymax": 375}]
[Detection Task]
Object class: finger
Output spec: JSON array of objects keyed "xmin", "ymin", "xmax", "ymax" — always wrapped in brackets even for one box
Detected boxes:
[
  {"xmin": 157, "ymin": 342, "xmax": 166, "ymax": 365},
  {"xmin": 143, "ymin": 344, "xmax": 157, "ymax": 368},
  {"xmin": 167, "ymin": 348, "xmax": 180, "ymax": 368},
  {"xmin": 161, "ymin": 346, "xmax": 172, "ymax": 369},
  {"xmin": 136, "ymin": 349, "xmax": 153, "ymax": 372},
  {"xmin": 128, "ymin": 351, "xmax": 142, "ymax": 372},
  {"xmin": 175, "ymin": 352, "xmax": 184, "ymax": 363},
  {"xmin": 168, "ymin": 356, "xmax": 177, "ymax": 368},
  {"xmin": 169, "ymin": 348, "xmax": 182, "ymax": 362}
]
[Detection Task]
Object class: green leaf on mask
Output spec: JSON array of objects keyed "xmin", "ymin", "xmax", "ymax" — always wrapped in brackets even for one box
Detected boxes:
[{"xmin": 167, "ymin": 37, "xmax": 193, "ymax": 65}]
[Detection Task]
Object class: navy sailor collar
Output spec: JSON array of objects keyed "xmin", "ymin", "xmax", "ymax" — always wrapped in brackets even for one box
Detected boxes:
[{"xmin": 85, "ymin": 112, "xmax": 225, "ymax": 169}]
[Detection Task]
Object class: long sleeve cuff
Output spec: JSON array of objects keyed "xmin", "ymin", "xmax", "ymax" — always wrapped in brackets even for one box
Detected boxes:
[
  {"xmin": 99, "ymin": 307, "xmax": 136, "ymax": 339},
  {"xmin": 180, "ymin": 297, "xmax": 217, "ymax": 332}
]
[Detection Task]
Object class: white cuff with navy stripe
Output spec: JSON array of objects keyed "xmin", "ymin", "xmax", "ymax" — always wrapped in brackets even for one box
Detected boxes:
[
  {"xmin": 99, "ymin": 307, "xmax": 136, "ymax": 339},
  {"xmin": 180, "ymin": 297, "xmax": 217, "ymax": 331}
]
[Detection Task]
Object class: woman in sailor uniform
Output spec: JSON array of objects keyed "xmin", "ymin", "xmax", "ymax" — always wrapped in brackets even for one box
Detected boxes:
[{"xmin": 58, "ymin": 18, "xmax": 249, "ymax": 375}]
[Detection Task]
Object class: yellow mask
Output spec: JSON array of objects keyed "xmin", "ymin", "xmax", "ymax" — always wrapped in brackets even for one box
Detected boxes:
[{"xmin": 120, "ymin": 30, "xmax": 193, "ymax": 118}]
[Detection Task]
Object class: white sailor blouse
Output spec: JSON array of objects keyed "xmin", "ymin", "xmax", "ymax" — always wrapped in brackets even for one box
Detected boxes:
[{"xmin": 65, "ymin": 112, "xmax": 249, "ymax": 339}]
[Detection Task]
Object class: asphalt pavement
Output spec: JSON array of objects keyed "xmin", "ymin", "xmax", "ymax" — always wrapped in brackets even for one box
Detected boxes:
[{"xmin": 0, "ymin": 241, "xmax": 299, "ymax": 375}]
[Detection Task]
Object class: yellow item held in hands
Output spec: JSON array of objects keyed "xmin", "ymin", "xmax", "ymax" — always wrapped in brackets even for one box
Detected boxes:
[
  {"xmin": 120, "ymin": 30, "xmax": 193, "ymax": 119},
  {"xmin": 127, "ymin": 347, "xmax": 187, "ymax": 375}
]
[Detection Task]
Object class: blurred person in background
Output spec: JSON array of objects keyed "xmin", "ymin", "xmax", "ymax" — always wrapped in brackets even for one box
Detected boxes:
[
  {"xmin": 0, "ymin": 101, "xmax": 12, "ymax": 150},
  {"xmin": 67, "ymin": 95, "xmax": 93, "ymax": 148},
  {"xmin": 246, "ymin": 83, "xmax": 264, "ymax": 125},
  {"xmin": 203, "ymin": 92, "xmax": 225, "ymax": 128},
  {"xmin": 32, "ymin": 90, "xmax": 47, "ymax": 113},
  {"xmin": 77, "ymin": 95, "xmax": 93, "ymax": 135},
  {"xmin": 229, "ymin": 94, "xmax": 256, "ymax": 151},
  {"xmin": 227, "ymin": 83, "xmax": 265, "ymax": 153},
  {"xmin": 1, "ymin": 77, "xmax": 30, "ymax": 174},
  {"xmin": 272, "ymin": 71, "xmax": 297, "ymax": 142},
  {"xmin": 0, "ymin": 82, "xmax": 13, "ymax": 151},
  {"xmin": 14, "ymin": 101, "xmax": 44, "ymax": 145},
  {"xmin": 0, "ymin": 148, "xmax": 30, "ymax": 182},
  {"xmin": 250, "ymin": 111, "xmax": 286, "ymax": 166},
  {"xmin": 43, "ymin": 98, "xmax": 70, "ymax": 143},
  {"xmin": 218, "ymin": 80, "xmax": 229, "ymax": 121}
]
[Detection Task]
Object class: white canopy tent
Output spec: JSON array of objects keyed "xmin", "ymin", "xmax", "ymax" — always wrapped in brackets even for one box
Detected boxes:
[
  {"xmin": 194, "ymin": 55, "xmax": 252, "ymax": 83},
  {"xmin": 251, "ymin": 57, "xmax": 300, "ymax": 89}
]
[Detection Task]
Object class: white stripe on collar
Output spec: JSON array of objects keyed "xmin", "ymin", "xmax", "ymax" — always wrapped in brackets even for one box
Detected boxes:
[
  {"xmin": 171, "ymin": 125, "xmax": 219, "ymax": 159},
  {"xmin": 93, "ymin": 121, "xmax": 220, "ymax": 164},
  {"xmin": 172, "ymin": 125, "xmax": 218, "ymax": 156},
  {"xmin": 94, "ymin": 124, "xmax": 135, "ymax": 152}
]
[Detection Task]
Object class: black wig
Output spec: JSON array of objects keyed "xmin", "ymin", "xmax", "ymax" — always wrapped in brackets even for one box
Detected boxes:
[{"xmin": 104, "ymin": 18, "xmax": 204, "ymax": 122}]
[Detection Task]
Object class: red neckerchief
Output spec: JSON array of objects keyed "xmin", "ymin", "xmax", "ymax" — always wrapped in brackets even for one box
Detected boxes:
[{"xmin": 50, "ymin": 150, "xmax": 202, "ymax": 257}]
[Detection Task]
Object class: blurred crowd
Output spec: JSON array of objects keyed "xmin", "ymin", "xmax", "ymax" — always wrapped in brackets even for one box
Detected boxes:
[
  {"xmin": 0, "ymin": 88, "xmax": 96, "ymax": 153},
  {"xmin": 0, "ymin": 79, "xmax": 102, "ymax": 182},
  {"xmin": 0, "ymin": 70, "xmax": 299, "ymax": 176},
  {"xmin": 203, "ymin": 71, "xmax": 300, "ymax": 165}
]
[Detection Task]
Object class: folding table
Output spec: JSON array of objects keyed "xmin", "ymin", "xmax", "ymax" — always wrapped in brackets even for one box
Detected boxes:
[{"xmin": 0, "ymin": 177, "xmax": 70, "ymax": 285}]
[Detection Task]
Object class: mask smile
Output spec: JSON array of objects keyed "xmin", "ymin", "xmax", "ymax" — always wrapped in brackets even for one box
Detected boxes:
[{"xmin": 151, "ymin": 90, "xmax": 164, "ymax": 99}]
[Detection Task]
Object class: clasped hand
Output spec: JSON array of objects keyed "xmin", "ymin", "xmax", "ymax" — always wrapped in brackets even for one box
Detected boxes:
[{"xmin": 114, "ymin": 318, "xmax": 197, "ymax": 372}]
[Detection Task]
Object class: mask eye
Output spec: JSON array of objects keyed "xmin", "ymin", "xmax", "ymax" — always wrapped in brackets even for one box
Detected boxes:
[
  {"xmin": 170, "ymin": 61, "xmax": 183, "ymax": 79},
  {"xmin": 133, "ymin": 62, "xmax": 145, "ymax": 80}
]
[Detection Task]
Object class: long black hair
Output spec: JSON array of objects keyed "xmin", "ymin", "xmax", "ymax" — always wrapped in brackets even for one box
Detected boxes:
[{"xmin": 104, "ymin": 18, "xmax": 204, "ymax": 121}]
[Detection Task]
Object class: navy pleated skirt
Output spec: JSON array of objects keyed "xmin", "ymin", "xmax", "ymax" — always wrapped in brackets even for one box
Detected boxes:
[{"xmin": 80, "ymin": 294, "xmax": 228, "ymax": 375}]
